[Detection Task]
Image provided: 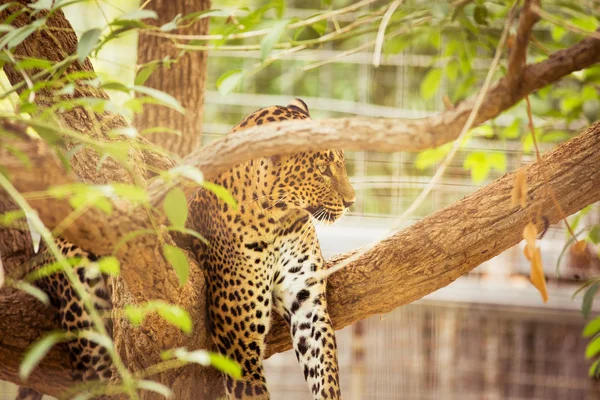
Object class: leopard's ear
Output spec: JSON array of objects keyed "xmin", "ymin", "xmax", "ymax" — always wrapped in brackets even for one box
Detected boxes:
[
  {"xmin": 270, "ymin": 154, "xmax": 281, "ymax": 165},
  {"xmin": 288, "ymin": 98, "xmax": 310, "ymax": 117}
]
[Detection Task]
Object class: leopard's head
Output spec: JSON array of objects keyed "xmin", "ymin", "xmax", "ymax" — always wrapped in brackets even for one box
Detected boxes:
[
  {"xmin": 279, "ymin": 147, "xmax": 356, "ymax": 223},
  {"xmin": 231, "ymin": 99, "xmax": 355, "ymax": 223}
]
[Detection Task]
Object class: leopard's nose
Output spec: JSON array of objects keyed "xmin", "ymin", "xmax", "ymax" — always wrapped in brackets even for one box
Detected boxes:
[{"xmin": 343, "ymin": 198, "xmax": 355, "ymax": 208}]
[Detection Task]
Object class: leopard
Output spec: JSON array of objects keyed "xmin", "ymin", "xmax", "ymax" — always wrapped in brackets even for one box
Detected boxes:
[
  {"xmin": 15, "ymin": 99, "xmax": 355, "ymax": 400},
  {"xmin": 188, "ymin": 98, "xmax": 355, "ymax": 399},
  {"xmin": 15, "ymin": 237, "xmax": 113, "ymax": 399}
]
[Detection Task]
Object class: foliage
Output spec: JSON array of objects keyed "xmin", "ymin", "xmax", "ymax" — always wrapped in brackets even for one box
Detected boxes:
[{"xmin": 0, "ymin": 0, "xmax": 599, "ymax": 397}]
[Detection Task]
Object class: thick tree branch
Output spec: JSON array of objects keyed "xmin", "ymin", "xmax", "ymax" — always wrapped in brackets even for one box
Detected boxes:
[
  {"xmin": 265, "ymin": 120, "xmax": 600, "ymax": 355},
  {"xmin": 147, "ymin": 26, "xmax": 600, "ymax": 204},
  {"xmin": 1, "ymin": 0, "xmax": 599, "ymax": 396},
  {"xmin": 507, "ymin": 0, "xmax": 541, "ymax": 88},
  {"xmin": 2, "ymin": 120, "xmax": 600, "ymax": 394}
]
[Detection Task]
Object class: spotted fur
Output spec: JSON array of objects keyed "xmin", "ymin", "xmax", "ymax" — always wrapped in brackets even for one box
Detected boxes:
[
  {"xmin": 15, "ymin": 237, "xmax": 112, "ymax": 400},
  {"xmin": 188, "ymin": 99, "xmax": 356, "ymax": 399}
]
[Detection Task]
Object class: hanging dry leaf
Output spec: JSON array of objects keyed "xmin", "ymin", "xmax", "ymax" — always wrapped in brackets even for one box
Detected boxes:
[
  {"xmin": 523, "ymin": 222, "xmax": 537, "ymax": 255},
  {"xmin": 511, "ymin": 169, "xmax": 527, "ymax": 208},
  {"xmin": 523, "ymin": 245, "xmax": 532, "ymax": 261},
  {"xmin": 573, "ymin": 240, "xmax": 588, "ymax": 255},
  {"xmin": 522, "ymin": 222, "xmax": 548, "ymax": 302},
  {"xmin": 529, "ymin": 247, "xmax": 548, "ymax": 303}
]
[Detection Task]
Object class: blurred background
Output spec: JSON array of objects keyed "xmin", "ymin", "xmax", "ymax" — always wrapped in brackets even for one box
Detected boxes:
[{"xmin": 2, "ymin": 0, "xmax": 600, "ymax": 399}]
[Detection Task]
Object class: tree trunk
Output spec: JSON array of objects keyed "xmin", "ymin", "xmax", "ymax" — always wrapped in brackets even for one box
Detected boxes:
[
  {"xmin": 133, "ymin": 0, "xmax": 210, "ymax": 156},
  {"xmin": 0, "ymin": 1, "xmax": 215, "ymax": 398}
]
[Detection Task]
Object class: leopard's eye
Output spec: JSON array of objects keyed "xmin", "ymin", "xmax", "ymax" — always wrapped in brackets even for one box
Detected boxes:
[{"xmin": 318, "ymin": 164, "xmax": 332, "ymax": 177}]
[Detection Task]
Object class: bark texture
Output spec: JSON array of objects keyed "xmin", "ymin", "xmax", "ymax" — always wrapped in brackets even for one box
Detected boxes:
[
  {"xmin": 2, "ymin": 120, "xmax": 600, "ymax": 395},
  {"xmin": 133, "ymin": 0, "xmax": 210, "ymax": 156},
  {"xmin": 0, "ymin": 1, "xmax": 213, "ymax": 398},
  {"xmin": 0, "ymin": 0, "xmax": 173, "ymax": 185},
  {"xmin": 1, "ymin": 0, "xmax": 600, "ymax": 397}
]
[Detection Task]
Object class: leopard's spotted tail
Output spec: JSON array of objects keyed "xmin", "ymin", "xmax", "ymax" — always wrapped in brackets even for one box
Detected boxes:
[{"xmin": 16, "ymin": 238, "xmax": 114, "ymax": 398}]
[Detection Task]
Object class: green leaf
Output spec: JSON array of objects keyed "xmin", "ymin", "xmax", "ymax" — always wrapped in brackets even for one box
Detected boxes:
[
  {"xmin": 455, "ymin": 10, "xmax": 478, "ymax": 35},
  {"xmin": 415, "ymin": 144, "xmax": 451, "ymax": 170},
  {"xmin": 310, "ymin": 19, "xmax": 327, "ymax": 36},
  {"xmin": 1, "ymin": 20, "xmax": 44, "ymax": 50},
  {"xmin": 101, "ymin": 81, "xmax": 130, "ymax": 92},
  {"xmin": 589, "ymin": 358, "xmax": 600, "ymax": 378},
  {"xmin": 160, "ymin": 13, "xmax": 182, "ymax": 32},
  {"xmin": 209, "ymin": 353, "xmax": 242, "ymax": 379},
  {"xmin": 118, "ymin": 9, "xmax": 158, "ymax": 21},
  {"xmin": 540, "ymin": 130, "xmax": 570, "ymax": 143},
  {"xmin": 463, "ymin": 152, "xmax": 490, "ymax": 184},
  {"xmin": 20, "ymin": 332, "xmax": 68, "ymax": 380},
  {"xmin": 78, "ymin": 330, "xmax": 114, "ymax": 351},
  {"xmin": 216, "ymin": 69, "xmax": 245, "ymax": 96},
  {"xmin": 16, "ymin": 58, "xmax": 54, "ymax": 70},
  {"xmin": 589, "ymin": 225, "xmax": 600, "ymax": 244},
  {"xmin": 0, "ymin": 24, "xmax": 14, "ymax": 33},
  {"xmin": 124, "ymin": 302, "xmax": 192, "ymax": 334},
  {"xmin": 502, "ymin": 118, "xmax": 521, "ymax": 139},
  {"xmin": 58, "ymin": 83, "xmax": 75, "ymax": 96},
  {"xmin": 25, "ymin": 258, "xmax": 80, "ymax": 282},
  {"xmin": 420, "ymin": 69, "xmax": 442, "ymax": 100},
  {"xmin": 473, "ymin": 5, "xmax": 489, "ymax": 26},
  {"xmin": 97, "ymin": 256, "xmax": 120, "ymax": 276},
  {"xmin": 13, "ymin": 280, "xmax": 49, "ymax": 304},
  {"xmin": 29, "ymin": 0, "xmax": 53, "ymax": 10},
  {"xmin": 171, "ymin": 348, "xmax": 240, "ymax": 377},
  {"xmin": 383, "ymin": 35, "xmax": 413, "ymax": 55},
  {"xmin": 163, "ymin": 244, "xmax": 189, "ymax": 286},
  {"xmin": 135, "ymin": 63, "xmax": 159, "ymax": 86},
  {"xmin": 0, "ymin": 210, "xmax": 25, "ymax": 226},
  {"xmin": 153, "ymin": 302, "xmax": 192, "ymax": 334},
  {"xmin": 133, "ymin": 85, "xmax": 185, "ymax": 114},
  {"xmin": 429, "ymin": 4, "xmax": 450, "ymax": 19},
  {"xmin": 551, "ymin": 25, "xmax": 567, "ymax": 42},
  {"xmin": 109, "ymin": 127, "xmax": 138, "ymax": 138},
  {"xmin": 164, "ymin": 188, "xmax": 188, "ymax": 228},
  {"xmin": 77, "ymin": 28, "xmax": 101, "ymax": 62},
  {"xmin": 137, "ymin": 380, "xmax": 173, "ymax": 398},
  {"xmin": 572, "ymin": 16, "xmax": 598, "ymax": 32},
  {"xmin": 181, "ymin": 8, "xmax": 249, "ymax": 24},
  {"xmin": 141, "ymin": 127, "xmax": 182, "ymax": 137},
  {"xmin": 260, "ymin": 19, "xmax": 288, "ymax": 61},
  {"xmin": 173, "ymin": 348, "xmax": 210, "ymax": 365},
  {"xmin": 584, "ymin": 316, "xmax": 600, "ymax": 337},
  {"xmin": 446, "ymin": 59, "xmax": 458, "ymax": 83},
  {"xmin": 109, "ymin": 183, "xmax": 148, "ymax": 204},
  {"xmin": 560, "ymin": 96, "xmax": 582, "ymax": 114},
  {"xmin": 203, "ymin": 182, "xmax": 237, "ymax": 210},
  {"xmin": 124, "ymin": 305, "xmax": 145, "ymax": 326},
  {"xmin": 487, "ymin": 153, "xmax": 506, "ymax": 172},
  {"xmin": 583, "ymin": 283, "xmax": 598, "ymax": 319},
  {"xmin": 586, "ymin": 335, "xmax": 600, "ymax": 358}
]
